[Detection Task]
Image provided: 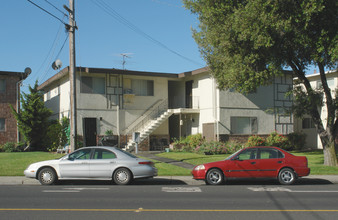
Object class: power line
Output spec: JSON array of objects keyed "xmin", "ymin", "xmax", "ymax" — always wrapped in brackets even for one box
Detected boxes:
[
  {"xmin": 44, "ymin": 0, "xmax": 69, "ymax": 18},
  {"xmin": 91, "ymin": 0, "xmax": 203, "ymax": 66},
  {"xmin": 27, "ymin": 0, "xmax": 67, "ymax": 25}
]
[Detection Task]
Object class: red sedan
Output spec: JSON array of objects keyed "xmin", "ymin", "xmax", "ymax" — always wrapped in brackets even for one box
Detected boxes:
[{"xmin": 192, "ymin": 146, "xmax": 310, "ymax": 185}]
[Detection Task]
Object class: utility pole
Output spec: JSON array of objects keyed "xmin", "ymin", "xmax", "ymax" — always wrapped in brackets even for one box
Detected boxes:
[{"xmin": 65, "ymin": 0, "xmax": 77, "ymax": 152}]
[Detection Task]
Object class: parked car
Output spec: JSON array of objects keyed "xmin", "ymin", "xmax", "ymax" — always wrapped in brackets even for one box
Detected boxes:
[
  {"xmin": 24, "ymin": 146, "xmax": 157, "ymax": 185},
  {"xmin": 192, "ymin": 146, "xmax": 310, "ymax": 185}
]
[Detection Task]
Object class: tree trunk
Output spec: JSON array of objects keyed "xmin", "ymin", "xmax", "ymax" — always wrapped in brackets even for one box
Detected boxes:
[{"xmin": 322, "ymin": 141, "xmax": 338, "ymax": 166}]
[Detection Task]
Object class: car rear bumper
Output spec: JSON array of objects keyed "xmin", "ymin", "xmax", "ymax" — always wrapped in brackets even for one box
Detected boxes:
[{"xmin": 296, "ymin": 167, "xmax": 310, "ymax": 177}]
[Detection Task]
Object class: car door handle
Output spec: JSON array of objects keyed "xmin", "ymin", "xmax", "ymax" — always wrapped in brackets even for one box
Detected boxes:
[
  {"xmin": 251, "ymin": 162, "xmax": 256, "ymax": 164},
  {"xmin": 277, "ymin": 161, "xmax": 283, "ymax": 164},
  {"xmin": 81, "ymin": 162, "xmax": 88, "ymax": 164},
  {"xmin": 110, "ymin": 161, "xmax": 116, "ymax": 164}
]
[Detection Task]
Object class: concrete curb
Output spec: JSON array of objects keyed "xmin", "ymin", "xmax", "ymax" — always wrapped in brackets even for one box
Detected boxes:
[{"xmin": 0, "ymin": 175, "xmax": 338, "ymax": 185}]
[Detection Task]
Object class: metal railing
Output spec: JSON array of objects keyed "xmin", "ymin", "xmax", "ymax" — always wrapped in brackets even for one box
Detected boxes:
[{"xmin": 127, "ymin": 98, "xmax": 169, "ymax": 134}]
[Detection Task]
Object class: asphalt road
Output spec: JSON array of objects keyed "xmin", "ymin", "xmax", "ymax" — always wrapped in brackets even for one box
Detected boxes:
[{"xmin": 1, "ymin": 182, "xmax": 338, "ymax": 220}]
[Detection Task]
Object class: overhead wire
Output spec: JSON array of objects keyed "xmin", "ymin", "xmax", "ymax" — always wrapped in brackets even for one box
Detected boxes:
[
  {"xmin": 44, "ymin": 0, "xmax": 69, "ymax": 18},
  {"xmin": 27, "ymin": 0, "xmax": 67, "ymax": 26},
  {"xmin": 91, "ymin": 0, "xmax": 203, "ymax": 66}
]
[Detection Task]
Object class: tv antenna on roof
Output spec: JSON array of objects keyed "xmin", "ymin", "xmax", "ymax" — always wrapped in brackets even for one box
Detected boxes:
[{"xmin": 120, "ymin": 53, "xmax": 133, "ymax": 70}]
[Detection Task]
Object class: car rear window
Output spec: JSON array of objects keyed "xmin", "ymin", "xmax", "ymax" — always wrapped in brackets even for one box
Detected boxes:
[{"xmin": 114, "ymin": 147, "xmax": 138, "ymax": 158}]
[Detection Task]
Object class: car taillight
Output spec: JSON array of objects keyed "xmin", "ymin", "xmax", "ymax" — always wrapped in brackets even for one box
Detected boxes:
[{"xmin": 139, "ymin": 161, "xmax": 153, "ymax": 165}]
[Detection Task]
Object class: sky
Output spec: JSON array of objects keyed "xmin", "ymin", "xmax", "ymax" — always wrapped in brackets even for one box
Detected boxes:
[
  {"xmin": 0, "ymin": 0, "xmax": 205, "ymax": 91},
  {"xmin": 1, "ymin": 0, "xmax": 318, "ymax": 92}
]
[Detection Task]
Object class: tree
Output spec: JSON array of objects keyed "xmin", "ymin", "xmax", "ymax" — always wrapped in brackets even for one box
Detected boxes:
[
  {"xmin": 11, "ymin": 81, "xmax": 52, "ymax": 151},
  {"xmin": 184, "ymin": 0, "xmax": 338, "ymax": 166}
]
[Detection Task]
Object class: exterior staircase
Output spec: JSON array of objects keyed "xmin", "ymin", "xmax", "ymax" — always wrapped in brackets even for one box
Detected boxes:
[{"xmin": 123, "ymin": 99, "xmax": 173, "ymax": 151}]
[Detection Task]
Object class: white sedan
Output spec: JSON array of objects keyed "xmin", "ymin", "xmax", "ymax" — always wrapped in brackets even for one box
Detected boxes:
[{"xmin": 24, "ymin": 146, "xmax": 157, "ymax": 185}]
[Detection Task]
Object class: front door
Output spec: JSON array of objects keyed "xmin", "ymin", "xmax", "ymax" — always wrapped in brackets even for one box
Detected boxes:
[
  {"xmin": 83, "ymin": 118, "xmax": 97, "ymax": 146},
  {"xmin": 59, "ymin": 148, "xmax": 92, "ymax": 178}
]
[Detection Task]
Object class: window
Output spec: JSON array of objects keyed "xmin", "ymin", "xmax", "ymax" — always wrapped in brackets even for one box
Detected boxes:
[
  {"xmin": 69, "ymin": 148, "xmax": 91, "ymax": 160},
  {"xmin": 237, "ymin": 148, "xmax": 258, "ymax": 160},
  {"xmin": 259, "ymin": 148, "xmax": 284, "ymax": 159},
  {"xmin": 0, "ymin": 79, "xmax": 5, "ymax": 93},
  {"xmin": 231, "ymin": 117, "xmax": 258, "ymax": 134},
  {"xmin": 0, "ymin": 118, "xmax": 5, "ymax": 131},
  {"xmin": 302, "ymin": 118, "xmax": 315, "ymax": 129},
  {"xmin": 93, "ymin": 149, "xmax": 116, "ymax": 159},
  {"xmin": 81, "ymin": 76, "xmax": 105, "ymax": 94},
  {"xmin": 124, "ymin": 79, "xmax": 154, "ymax": 96}
]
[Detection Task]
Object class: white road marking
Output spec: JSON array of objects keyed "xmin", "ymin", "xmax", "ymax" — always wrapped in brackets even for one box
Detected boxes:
[
  {"xmin": 248, "ymin": 187, "xmax": 338, "ymax": 193},
  {"xmin": 43, "ymin": 190, "xmax": 80, "ymax": 193},
  {"xmin": 63, "ymin": 188, "xmax": 110, "ymax": 190},
  {"xmin": 162, "ymin": 187, "xmax": 202, "ymax": 192},
  {"xmin": 43, "ymin": 187, "xmax": 109, "ymax": 193}
]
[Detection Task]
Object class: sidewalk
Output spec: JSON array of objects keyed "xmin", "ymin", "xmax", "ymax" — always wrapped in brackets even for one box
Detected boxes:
[{"xmin": 0, "ymin": 175, "xmax": 338, "ymax": 185}]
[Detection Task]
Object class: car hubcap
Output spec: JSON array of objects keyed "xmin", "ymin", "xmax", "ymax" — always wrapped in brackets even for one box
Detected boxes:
[
  {"xmin": 209, "ymin": 172, "xmax": 221, "ymax": 183},
  {"xmin": 116, "ymin": 171, "xmax": 128, "ymax": 183},
  {"xmin": 281, "ymin": 171, "xmax": 293, "ymax": 183},
  {"xmin": 42, "ymin": 172, "xmax": 52, "ymax": 183}
]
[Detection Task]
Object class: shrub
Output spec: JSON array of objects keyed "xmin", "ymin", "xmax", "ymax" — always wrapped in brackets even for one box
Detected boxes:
[
  {"xmin": 287, "ymin": 132, "xmax": 306, "ymax": 151},
  {"xmin": 246, "ymin": 135, "xmax": 266, "ymax": 147},
  {"xmin": 2, "ymin": 142, "xmax": 24, "ymax": 153},
  {"xmin": 266, "ymin": 131, "xmax": 290, "ymax": 150},
  {"xmin": 172, "ymin": 134, "xmax": 204, "ymax": 152},
  {"xmin": 226, "ymin": 141, "xmax": 244, "ymax": 154}
]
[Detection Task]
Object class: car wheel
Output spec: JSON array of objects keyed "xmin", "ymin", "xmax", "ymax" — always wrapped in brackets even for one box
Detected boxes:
[
  {"xmin": 113, "ymin": 168, "xmax": 132, "ymax": 185},
  {"xmin": 205, "ymin": 168, "xmax": 224, "ymax": 185},
  {"xmin": 38, "ymin": 168, "xmax": 57, "ymax": 185},
  {"xmin": 278, "ymin": 168, "xmax": 296, "ymax": 185}
]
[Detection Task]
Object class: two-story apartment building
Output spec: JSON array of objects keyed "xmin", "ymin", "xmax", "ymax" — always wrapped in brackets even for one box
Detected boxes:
[
  {"xmin": 38, "ymin": 66, "xmax": 293, "ymax": 151},
  {"xmin": 0, "ymin": 70, "xmax": 28, "ymax": 145}
]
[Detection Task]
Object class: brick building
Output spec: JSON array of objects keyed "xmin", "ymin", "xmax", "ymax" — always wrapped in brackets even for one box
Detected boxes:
[{"xmin": 0, "ymin": 71, "xmax": 28, "ymax": 145}]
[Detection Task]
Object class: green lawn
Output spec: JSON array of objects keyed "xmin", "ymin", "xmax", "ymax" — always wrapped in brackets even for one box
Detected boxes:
[
  {"xmin": 157, "ymin": 150, "xmax": 338, "ymax": 175},
  {"xmin": 0, "ymin": 152, "xmax": 64, "ymax": 176}
]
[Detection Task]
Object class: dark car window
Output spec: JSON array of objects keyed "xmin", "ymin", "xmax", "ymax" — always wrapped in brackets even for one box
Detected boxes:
[
  {"xmin": 259, "ymin": 148, "xmax": 284, "ymax": 159},
  {"xmin": 237, "ymin": 148, "xmax": 258, "ymax": 160},
  {"xmin": 69, "ymin": 148, "xmax": 92, "ymax": 160},
  {"xmin": 93, "ymin": 149, "xmax": 116, "ymax": 159}
]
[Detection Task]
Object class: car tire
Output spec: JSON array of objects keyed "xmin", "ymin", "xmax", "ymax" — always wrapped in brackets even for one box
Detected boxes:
[
  {"xmin": 113, "ymin": 168, "xmax": 132, "ymax": 185},
  {"xmin": 38, "ymin": 168, "xmax": 57, "ymax": 185},
  {"xmin": 205, "ymin": 168, "xmax": 224, "ymax": 185},
  {"xmin": 278, "ymin": 168, "xmax": 296, "ymax": 185}
]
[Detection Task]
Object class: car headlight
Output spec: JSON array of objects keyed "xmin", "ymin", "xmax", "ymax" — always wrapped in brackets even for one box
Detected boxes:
[{"xmin": 194, "ymin": 165, "xmax": 205, "ymax": 171}]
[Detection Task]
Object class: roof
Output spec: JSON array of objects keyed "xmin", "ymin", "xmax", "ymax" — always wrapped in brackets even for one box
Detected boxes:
[
  {"xmin": 38, "ymin": 66, "xmax": 180, "ymax": 90},
  {"xmin": 0, "ymin": 70, "xmax": 29, "ymax": 79}
]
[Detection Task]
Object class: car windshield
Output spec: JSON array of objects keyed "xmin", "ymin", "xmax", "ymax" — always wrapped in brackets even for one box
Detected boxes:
[
  {"xmin": 114, "ymin": 147, "xmax": 138, "ymax": 158},
  {"xmin": 225, "ymin": 149, "xmax": 242, "ymax": 160}
]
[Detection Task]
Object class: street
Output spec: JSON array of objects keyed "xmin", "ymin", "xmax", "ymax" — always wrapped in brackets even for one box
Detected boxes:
[{"xmin": 1, "ymin": 179, "xmax": 338, "ymax": 220}]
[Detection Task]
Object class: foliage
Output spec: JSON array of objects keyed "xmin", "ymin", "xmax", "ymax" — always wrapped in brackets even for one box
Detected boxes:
[
  {"xmin": 10, "ymin": 81, "xmax": 52, "ymax": 151},
  {"xmin": 0, "ymin": 142, "xmax": 24, "ymax": 153},
  {"xmin": 172, "ymin": 134, "xmax": 243, "ymax": 155},
  {"xmin": 184, "ymin": 0, "xmax": 338, "ymax": 166},
  {"xmin": 60, "ymin": 117, "xmax": 70, "ymax": 146},
  {"xmin": 44, "ymin": 120, "xmax": 62, "ymax": 152},
  {"xmin": 287, "ymin": 132, "xmax": 306, "ymax": 151},
  {"xmin": 246, "ymin": 135, "xmax": 266, "ymax": 147},
  {"xmin": 105, "ymin": 130, "xmax": 113, "ymax": 136},
  {"xmin": 266, "ymin": 131, "xmax": 289, "ymax": 150}
]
